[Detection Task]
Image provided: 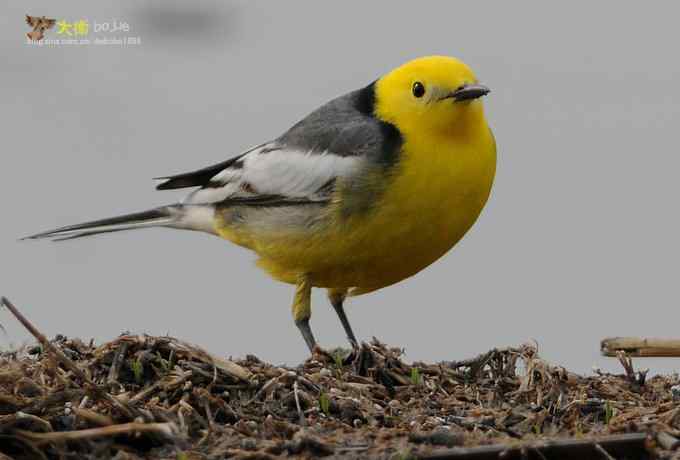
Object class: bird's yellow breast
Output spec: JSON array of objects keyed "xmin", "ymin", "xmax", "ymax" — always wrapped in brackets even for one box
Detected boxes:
[{"xmin": 221, "ymin": 114, "xmax": 496, "ymax": 294}]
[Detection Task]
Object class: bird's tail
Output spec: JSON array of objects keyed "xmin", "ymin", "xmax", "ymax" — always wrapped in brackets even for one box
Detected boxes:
[{"xmin": 22, "ymin": 205, "xmax": 215, "ymax": 241}]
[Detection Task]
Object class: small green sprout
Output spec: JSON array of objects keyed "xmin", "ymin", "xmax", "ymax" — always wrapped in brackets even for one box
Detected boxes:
[
  {"xmin": 410, "ymin": 367, "xmax": 422, "ymax": 386},
  {"xmin": 575, "ymin": 420, "xmax": 583, "ymax": 437},
  {"xmin": 319, "ymin": 391, "xmax": 330, "ymax": 416},
  {"xmin": 131, "ymin": 358, "xmax": 144, "ymax": 384},
  {"xmin": 333, "ymin": 352, "xmax": 344, "ymax": 369},
  {"xmin": 155, "ymin": 352, "xmax": 171, "ymax": 374},
  {"xmin": 394, "ymin": 449, "xmax": 416, "ymax": 460},
  {"xmin": 605, "ymin": 400, "xmax": 614, "ymax": 425}
]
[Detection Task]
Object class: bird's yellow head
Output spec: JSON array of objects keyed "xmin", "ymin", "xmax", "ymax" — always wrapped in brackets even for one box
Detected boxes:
[{"xmin": 374, "ymin": 56, "xmax": 489, "ymax": 137}]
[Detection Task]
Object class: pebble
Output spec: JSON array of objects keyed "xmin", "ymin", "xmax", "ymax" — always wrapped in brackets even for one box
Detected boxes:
[
  {"xmin": 241, "ymin": 438, "xmax": 257, "ymax": 451},
  {"xmin": 320, "ymin": 368, "xmax": 332, "ymax": 378},
  {"xmin": 671, "ymin": 385, "xmax": 680, "ymax": 399}
]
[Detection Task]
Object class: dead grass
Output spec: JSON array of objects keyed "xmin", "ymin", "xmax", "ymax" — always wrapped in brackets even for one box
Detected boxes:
[{"xmin": 0, "ymin": 298, "xmax": 679, "ymax": 459}]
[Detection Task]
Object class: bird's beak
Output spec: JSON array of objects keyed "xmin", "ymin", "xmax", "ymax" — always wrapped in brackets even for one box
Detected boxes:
[{"xmin": 447, "ymin": 84, "xmax": 490, "ymax": 102}]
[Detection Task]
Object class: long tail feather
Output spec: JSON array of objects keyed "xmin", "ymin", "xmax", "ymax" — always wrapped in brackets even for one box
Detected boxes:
[{"xmin": 23, "ymin": 207, "xmax": 178, "ymax": 241}]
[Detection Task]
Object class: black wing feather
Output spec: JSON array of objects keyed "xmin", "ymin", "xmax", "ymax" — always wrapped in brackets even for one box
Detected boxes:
[{"xmin": 155, "ymin": 155, "xmax": 244, "ymax": 190}]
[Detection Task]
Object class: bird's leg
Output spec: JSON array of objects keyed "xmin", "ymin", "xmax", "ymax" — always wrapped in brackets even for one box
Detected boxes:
[
  {"xmin": 292, "ymin": 275, "xmax": 316, "ymax": 352},
  {"xmin": 327, "ymin": 288, "xmax": 358, "ymax": 348}
]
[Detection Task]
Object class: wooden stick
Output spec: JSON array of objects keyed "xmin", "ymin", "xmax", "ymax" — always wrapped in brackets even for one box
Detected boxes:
[
  {"xmin": 72, "ymin": 408, "xmax": 114, "ymax": 427},
  {"xmin": 166, "ymin": 339, "xmax": 252, "ymax": 382},
  {"xmin": 15, "ymin": 422, "xmax": 178, "ymax": 445},
  {"xmin": 602, "ymin": 337, "xmax": 680, "ymax": 357},
  {"xmin": 107, "ymin": 341, "xmax": 129, "ymax": 385},
  {"xmin": 293, "ymin": 380, "xmax": 306, "ymax": 427},
  {"xmin": 416, "ymin": 433, "xmax": 649, "ymax": 460},
  {"xmin": 0, "ymin": 297, "xmax": 142, "ymax": 421}
]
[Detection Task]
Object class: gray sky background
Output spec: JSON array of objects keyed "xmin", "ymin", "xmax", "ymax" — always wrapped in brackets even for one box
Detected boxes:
[{"xmin": 2, "ymin": 1, "xmax": 679, "ymax": 374}]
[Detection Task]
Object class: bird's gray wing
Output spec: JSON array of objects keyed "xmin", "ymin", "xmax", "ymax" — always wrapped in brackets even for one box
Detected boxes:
[{"xmin": 155, "ymin": 83, "xmax": 402, "ymax": 206}]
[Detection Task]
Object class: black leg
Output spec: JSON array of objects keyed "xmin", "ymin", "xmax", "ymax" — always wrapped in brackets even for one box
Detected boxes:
[
  {"xmin": 295, "ymin": 318, "xmax": 317, "ymax": 352},
  {"xmin": 292, "ymin": 276, "xmax": 317, "ymax": 353},
  {"xmin": 328, "ymin": 289, "xmax": 358, "ymax": 348}
]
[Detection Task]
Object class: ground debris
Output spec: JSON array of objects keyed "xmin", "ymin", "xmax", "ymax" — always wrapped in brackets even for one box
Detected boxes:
[{"xmin": 0, "ymin": 333, "xmax": 678, "ymax": 459}]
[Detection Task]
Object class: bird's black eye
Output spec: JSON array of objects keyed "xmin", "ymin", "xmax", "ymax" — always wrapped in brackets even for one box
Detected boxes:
[{"xmin": 412, "ymin": 81, "xmax": 425, "ymax": 98}]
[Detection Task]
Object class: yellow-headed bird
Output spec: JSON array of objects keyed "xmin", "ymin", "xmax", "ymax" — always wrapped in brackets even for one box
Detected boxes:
[{"xmin": 26, "ymin": 56, "xmax": 496, "ymax": 352}]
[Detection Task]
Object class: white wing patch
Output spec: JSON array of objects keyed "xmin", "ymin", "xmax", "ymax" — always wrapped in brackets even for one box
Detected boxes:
[{"xmin": 183, "ymin": 145, "xmax": 363, "ymax": 205}]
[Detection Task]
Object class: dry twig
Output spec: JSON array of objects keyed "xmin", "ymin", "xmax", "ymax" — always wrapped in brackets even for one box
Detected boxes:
[
  {"xmin": 602, "ymin": 337, "xmax": 680, "ymax": 357},
  {"xmin": 1, "ymin": 297, "xmax": 142, "ymax": 421},
  {"xmin": 16, "ymin": 422, "xmax": 178, "ymax": 444}
]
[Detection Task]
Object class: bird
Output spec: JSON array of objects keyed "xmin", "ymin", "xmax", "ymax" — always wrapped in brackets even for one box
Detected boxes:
[{"xmin": 25, "ymin": 56, "xmax": 496, "ymax": 353}]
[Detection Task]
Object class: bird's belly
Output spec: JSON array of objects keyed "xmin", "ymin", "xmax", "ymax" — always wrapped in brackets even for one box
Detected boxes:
[
  {"xmin": 219, "ymin": 135, "xmax": 496, "ymax": 292},
  {"xmin": 249, "ymin": 199, "xmax": 483, "ymax": 291},
  {"xmin": 251, "ymin": 169, "xmax": 493, "ymax": 291},
  {"xmin": 318, "ymin": 189, "xmax": 489, "ymax": 290}
]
